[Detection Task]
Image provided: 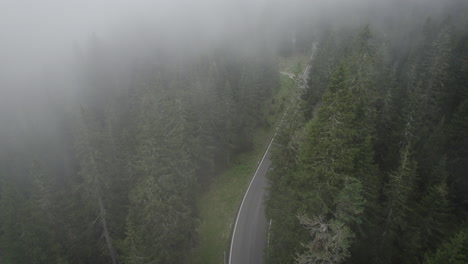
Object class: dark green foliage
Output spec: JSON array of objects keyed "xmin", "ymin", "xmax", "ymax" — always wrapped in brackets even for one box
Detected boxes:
[
  {"xmin": 268, "ymin": 50, "xmax": 376, "ymax": 263},
  {"xmin": 122, "ymin": 91, "xmax": 196, "ymax": 263},
  {"xmin": 0, "ymin": 42, "xmax": 279, "ymax": 262},
  {"xmin": 424, "ymin": 228, "xmax": 468, "ymax": 264},
  {"xmin": 379, "ymin": 144, "xmax": 418, "ymax": 263},
  {"xmin": 302, "ymin": 32, "xmax": 345, "ymax": 119},
  {"xmin": 267, "ymin": 15, "xmax": 468, "ymax": 264},
  {"xmin": 448, "ymin": 99, "xmax": 468, "ymax": 207},
  {"xmin": 266, "ymin": 86, "xmax": 308, "ymax": 264},
  {"xmin": 1, "ymin": 3, "xmax": 467, "ymax": 264},
  {"xmin": 0, "ymin": 163, "xmax": 69, "ymax": 264}
]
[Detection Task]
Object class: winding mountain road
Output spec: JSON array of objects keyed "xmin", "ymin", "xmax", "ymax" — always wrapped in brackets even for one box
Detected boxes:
[
  {"xmin": 228, "ymin": 137, "xmax": 273, "ymax": 264},
  {"xmin": 228, "ymin": 43, "xmax": 317, "ymax": 264}
]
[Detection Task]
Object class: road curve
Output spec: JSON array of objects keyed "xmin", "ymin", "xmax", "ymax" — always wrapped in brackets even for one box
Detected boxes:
[
  {"xmin": 229, "ymin": 137, "xmax": 274, "ymax": 264},
  {"xmin": 229, "ymin": 42, "xmax": 317, "ymax": 264}
]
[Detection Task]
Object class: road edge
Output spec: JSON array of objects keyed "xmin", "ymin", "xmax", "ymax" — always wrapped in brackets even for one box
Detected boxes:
[{"xmin": 227, "ymin": 135, "xmax": 276, "ymax": 264}]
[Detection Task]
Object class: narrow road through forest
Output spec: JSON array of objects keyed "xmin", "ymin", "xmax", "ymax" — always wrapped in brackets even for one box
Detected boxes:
[
  {"xmin": 228, "ymin": 137, "xmax": 273, "ymax": 264},
  {"xmin": 228, "ymin": 43, "xmax": 317, "ymax": 264}
]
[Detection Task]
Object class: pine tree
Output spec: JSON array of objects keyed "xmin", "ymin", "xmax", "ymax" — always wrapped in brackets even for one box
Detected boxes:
[
  {"xmin": 0, "ymin": 163, "xmax": 67, "ymax": 264},
  {"xmin": 293, "ymin": 61, "xmax": 371, "ymax": 264},
  {"xmin": 416, "ymin": 158, "xmax": 451, "ymax": 252},
  {"xmin": 296, "ymin": 62, "xmax": 357, "ymax": 215},
  {"xmin": 424, "ymin": 229, "xmax": 468, "ymax": 264},
  {"xmin": 266, "ymin": 87, "xmax": 307, "ymax": 264},
  {"xmin": 447, "ymin": 98, "xmax": 468, "ymax": 205},
  {"xmin": 334, "ymin": 177, "xmax": 366, "ymax": 225},
  {"xmin": 296, "ymin": 216, "xmax": 354, "ymax": 264},
  {"xmin": 75, "ymin": 107, "xmax": 119, "ymax": 264},
  {"xmin": 0, "ymin": 175, "xmax": 29, "ymax": 263},
  {"xmin": 380, "ymin": 144, "xmax": 418, "ymax": 263},
  {"xmin": 302, "ymin": 31, "xmax": 341, "ymax": 119},
  {"xmin": 123, "ymin": 89, "xmax": 195, "ymax": 263},
  {"xmin": 347, "ymin": 25, "xmax": 380, "ymax": 210},
  {"xmin": 220, "ymin": 81, "xmax": 239, "ymax": 167}
]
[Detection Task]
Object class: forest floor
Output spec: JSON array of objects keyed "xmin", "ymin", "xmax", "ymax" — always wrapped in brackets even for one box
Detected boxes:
[{"xmin": 191, "ymin": 73, "xmax": 296, "ymax": 264}]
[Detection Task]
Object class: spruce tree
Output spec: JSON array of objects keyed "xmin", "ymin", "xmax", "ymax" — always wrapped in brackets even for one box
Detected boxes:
[{"xmin": 75, "ymin": 107, "xmax": 119, "ymax": 264}]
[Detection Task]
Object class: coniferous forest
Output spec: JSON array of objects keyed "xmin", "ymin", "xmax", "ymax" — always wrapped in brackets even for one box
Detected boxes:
[
  {"xmin": 0, "ymin": 42, "xmax": 279, "ymax": 262},
  {"xmin": 267, "ymin": 4, "xmax": 468, "ymax": 264},
  {"xmin": 0, "ymin": 0, "xmax": 467, "ymax": 264}
]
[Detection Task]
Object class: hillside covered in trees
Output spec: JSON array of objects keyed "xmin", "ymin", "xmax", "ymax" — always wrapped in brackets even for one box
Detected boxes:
[
  {"xmin": 0, "ymin": 0, "xmax": 467, "ymax": 264},
  {"xmin": 0, "ymin": 38, "xmax": 280, "ymax": 262},
  {"xmin": 267, "ymin": 3, "xmax": 468, "ymax": 264}
]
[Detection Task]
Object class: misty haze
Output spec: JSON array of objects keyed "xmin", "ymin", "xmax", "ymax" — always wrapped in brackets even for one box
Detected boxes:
[{"xmin": 0, "ymin": 0, "xmax": 467, "ymax": 263}]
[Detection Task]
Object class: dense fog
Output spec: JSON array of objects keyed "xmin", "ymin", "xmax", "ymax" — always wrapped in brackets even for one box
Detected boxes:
[
  {"xmin": 0, "ymin": 0, "xmax": 463, "ymax": 148},
  {"xmin": 1, "ymin": 0, "xmax": 465, "ymax": 109},
  {"xmin": 0, "ymin": 0, "xmax": 466, "ymax": 263}
]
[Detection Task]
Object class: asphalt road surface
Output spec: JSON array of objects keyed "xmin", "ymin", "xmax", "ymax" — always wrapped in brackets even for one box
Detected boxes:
[
  {"xmin": 229, "ymin": 43, "xmax": 317, "ymax": 264},
  {"xmin": 229, "ymin": 137, "xmax": 273, "ymax": 264}
]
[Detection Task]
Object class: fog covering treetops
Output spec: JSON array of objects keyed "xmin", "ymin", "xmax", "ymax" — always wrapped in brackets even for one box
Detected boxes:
[{"xmin": 0, "ymin": 0, "xmax": 467, "ymax": 263}]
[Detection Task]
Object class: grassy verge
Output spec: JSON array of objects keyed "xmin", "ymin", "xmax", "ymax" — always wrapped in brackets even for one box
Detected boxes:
[
  {"xmin": 191, "ymin": 74, "xmax": 295, "ymax": 264},
  {"xmin": 264, "ymin": 75, "xmax": 296, "ymax": 125},
  {"xmin": 191, "ymin": 128, "xmax": 272, "ymax": 264}
]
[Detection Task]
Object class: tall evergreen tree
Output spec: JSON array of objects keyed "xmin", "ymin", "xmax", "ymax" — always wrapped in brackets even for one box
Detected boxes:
[
  {"xmin": 123, "ymin": 89, "xmax": 196, "ymax": 263},
  {"xmin": 75, "ymin": 108, "xmax": 119, "ymax": 264}
]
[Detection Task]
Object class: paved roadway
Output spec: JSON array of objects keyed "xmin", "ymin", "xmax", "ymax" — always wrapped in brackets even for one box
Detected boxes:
[
  {"xmin": 229, "ymin": 137, "xmax": 274, "ymax": 264},
  {"xmin": 279, "ymin": 42, "xmax": 318, "ymax": 87},
  {"xmin": 302, "ymin": 42, "xmax": 318, "ymax": 86},
  {"xmin": 229, "ymin": 42, "xmax": 317, "ymax": 264}
]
